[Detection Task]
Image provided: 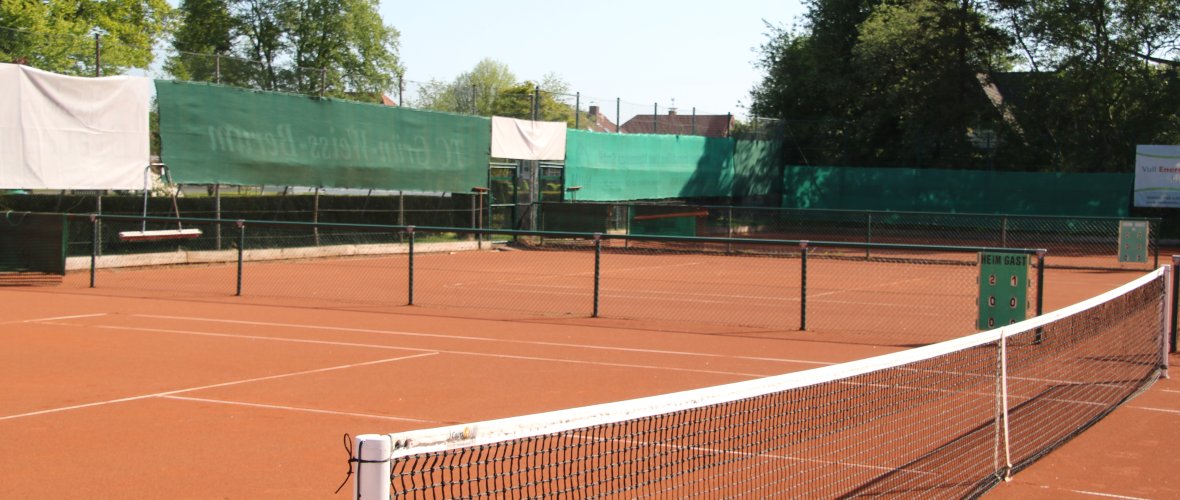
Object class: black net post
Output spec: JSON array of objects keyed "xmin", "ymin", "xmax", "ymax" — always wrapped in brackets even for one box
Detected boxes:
[
  {"xmin": 407, "ymin": 226, "xmax": 415, "ymax": 306},
  {"xmin": 800, "ymin": 240, "xmax": 809, "ymax": 331},
  {"xmin": 1035, "ymin": 249, "xmax": 1046, "ymax": 343},
  {"xmin": 236, "ymin": 220, "xmax": 245, "ymax": 296},
  {"xmin": 726, "ymin": 207, "xmax": 733, "ymax": 254},
  {"xmin": 1153, "ymin": 222, "xmax": 1160, "ymax": 269},
  {"xmin": 593, "ymin": 233, "xmax": 602, "ymax": 318},
  {"xmin": 1172, "ymin": 255, "xmax": 1179, "ymax": 353},
  {"xmin": 1035, "ymin": 250, "xmax": 1046, "ymax": 317},
  {"xmin": 89, "ymin": 214, "xmax": 98, "ymax": 288},
  {"xmin": 1001, "ymin": 216, "xmax": 1009, "ymax": 247},
  {"xmin": 865, "ymin": 213, "xmax": 872, "ymax": 260}
]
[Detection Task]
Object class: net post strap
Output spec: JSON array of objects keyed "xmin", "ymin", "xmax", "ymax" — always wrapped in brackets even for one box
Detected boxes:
[
  {"xmin": 999, "ymin": 330, "xmax": 1013, "ymax": 480},
  {"xmin": 1163, "ymin": 263, "xmax": 1173, "ymax": 380},
  {"xmin": 352, "ymin": 434, "xmax": 391, "ymax": 500}
]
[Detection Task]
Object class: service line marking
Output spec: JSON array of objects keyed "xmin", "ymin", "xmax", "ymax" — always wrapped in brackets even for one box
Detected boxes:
[
  {"xmin": 0, "ymin": 352, "xmax": 437, "ymax": 422},
  {"xmin": 127, "ymin": 314, "xmax": 837, "ymax": 366},
  {"xmin": 68, "ymin": 322, "xmax": 789, "ymax": 378},
  {"xmin": 159, "ymin": 395, "xmax": 444, "ymax": 424},
  {"xmin": 1, "ymin": 312, "xmax": 108, "ymax": 325}
]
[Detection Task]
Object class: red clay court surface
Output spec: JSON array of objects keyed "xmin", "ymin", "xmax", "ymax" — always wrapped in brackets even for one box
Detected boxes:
[{"xmin": 1, "ymin": 261, "xmax": 1178, "ymax": 498}]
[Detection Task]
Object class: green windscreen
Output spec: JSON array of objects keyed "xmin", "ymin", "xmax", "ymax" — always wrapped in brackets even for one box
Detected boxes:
[
  {"xmin": 565, "ymin": 130, "xmax": 734, "ymax": 201},
  {"xmin": 628, "ymin": 205, "xmax": 700, "ymax": 236},
  {"xmin": 0, "ymin": 212, "xmax": 66, "ymax": 275},
  {"xmin": 732, "ymin": 139, "xmax": 783, "ymax": 198},
  {"xmin": 782, "ymin": 166, "xmax": 1132, "ymax": 216},
  {"xmin": 156, "ymin": 81, "xmax": 490, "ymax": 192}
]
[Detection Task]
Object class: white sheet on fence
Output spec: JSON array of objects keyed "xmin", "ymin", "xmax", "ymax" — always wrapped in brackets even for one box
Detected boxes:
[
  {"xmin": 490, "ymin": 116, "xmax": 567, "ymax": 161},
  {"xmin": 0, "ymin": 63, "xmax": 150, "ymax": 190}
]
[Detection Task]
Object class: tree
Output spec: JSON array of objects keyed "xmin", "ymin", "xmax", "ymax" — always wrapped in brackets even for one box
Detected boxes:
[
  {"xmin": 161, "ymin": 0, "xmax": 402, "ymax": 98},
  {"xmin": 415, "ymin": 58, "xmax": 517, "ymax": 113},
  {"xmin": 0, "ymin": 0, "xmax": 174, "ymax": 76},
  {"xmin": 165, "ymin": 0, "xmax": 236, "ymax": 83},
  {"xmin": 749, "ymin": 0, "xmax": 1019, "ymax": 168},
  {"xmin": 850, "ymin": 0, "xmax": 1013, "ymax": 167},
  {"xmin": 491, "ymin": 81, "xmax": 578, "ymax": 124},
  {"xmin": 286, "ymin": 0, "xmax": 402, "ymax": 96},
  {"xmin": 992, "ymin": 0, "xmax": 1180, "ymax": 170},
  {"xmin": 231, "ymin": 0, "xmax": 290, "ymax": 90}
]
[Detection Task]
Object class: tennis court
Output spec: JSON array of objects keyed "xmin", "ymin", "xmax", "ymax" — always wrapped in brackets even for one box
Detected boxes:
[{"xmin": 1, "ymin": 251, "xmax": 1177, "ymax": 498}]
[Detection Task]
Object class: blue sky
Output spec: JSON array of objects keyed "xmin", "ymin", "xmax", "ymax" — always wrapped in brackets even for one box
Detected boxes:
[{"xmin": 381, "ymin": 0, "xmax": 806, "ymax": 120}]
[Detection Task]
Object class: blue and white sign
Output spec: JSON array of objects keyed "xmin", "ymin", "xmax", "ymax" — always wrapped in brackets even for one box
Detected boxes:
[{"xmin": 1134, "ymin": 145, "xmax": 1180, "ymax": 207}]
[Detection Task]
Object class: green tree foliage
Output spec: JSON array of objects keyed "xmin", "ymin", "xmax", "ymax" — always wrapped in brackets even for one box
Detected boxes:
[
  {"xmin": 852, "ymin": 0, "xmax": 1014, "ymax": 166},
  {"xmin": 993, "ymin": 0, "xmax": 1180, "ymax": 169},
  {"xmin": 164, "ymin": 0, "xmax": 401, "ymax": 99},
  {"xmin": 0, "ymin": 0, "xmax": 173, "ymax": 76},
  {"xmin": 415, "ymin": 59, "xmax": 579, "ymax": 124},
  {"xmin": 491, "ymin": 81, "xmax": 577, "ymax": 125},
  {"xmin": 165, "ymin": 0, "xmax": 235, "ymax": 83},
  {"xmin": 752, "ymin": 0, "xmax": 1180, "ymax": 171},
  {"xmin": 415, "ymin": 58, "xmax": 517, "ymax": 113}
]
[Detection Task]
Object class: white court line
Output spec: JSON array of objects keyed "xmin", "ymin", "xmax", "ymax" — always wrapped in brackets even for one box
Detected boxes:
[
  {"xmin": 437, "ymin": 283, "xmax": 943, "ymax": 310},
  {"xmin": 810, "ymin": 277, "xmax": 928, "ymax": 299},
  {"xmin": 0, "ymin": 352, "xmax": 437, "ymax": 421},
  {"xmin": 1063, "ymin": 489, "xmax": 1149, "ymax": 500},
  {"xmin": 443, "ymin": 260, "xmax": 707, "ymax": 288},
  {"xmin": 1127, "ymin": 405, "xmax": 1180, "ymax": 415},
  {"xmin": 0, "ymin": 312, "xmax": 107, "ymax": 325},
  {"xmin": 433, "ymin": 281, "xmax": 953, "ymax": 310},
  {"xmin": 160, "ymin": 395, "xmax": 444, "ymax": 424},
  {"xmin": 41, "ymin": 321, "xmax": 791, "ymax": 379},
  {"xmin": 126, "ymin": 314, "xmax": 836, "ymax": 366}
]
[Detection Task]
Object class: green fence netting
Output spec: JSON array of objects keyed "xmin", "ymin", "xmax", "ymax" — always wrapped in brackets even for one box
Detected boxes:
[
  {"xmin": 565, "ymin": 130, "xmax": 735, "ymax": 201},
  {"xmin": 156, "ymin": 81, "xmax": 490, "ymax": 192},
  {"xmin": 733, "ymin": 139, "xmax": 783, "ymax": 199},
  {"xmin": 0, "ymin": 211, "xmax": 66, "ymax": 274},
  {"xmin": 782, "ymin": 166, "xmax": 1132, "ymax": 217}
]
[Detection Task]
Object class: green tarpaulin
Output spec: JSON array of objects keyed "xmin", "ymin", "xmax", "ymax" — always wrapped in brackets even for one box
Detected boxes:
[
  {"xmin": 782, "ymin": 165, "xmax": 1132, "ymax": 216},
  {"xmin": 156, "ymin": 81, "xmax": 490, "ymax": 192},
  {"xmin": 565, "ymin": 130, "xmax": 734, "ymax": 201}
]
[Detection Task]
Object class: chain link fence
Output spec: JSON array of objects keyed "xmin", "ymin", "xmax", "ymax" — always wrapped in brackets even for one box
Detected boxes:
[
  {"xmin": 539, "ymin": 202, "xmax": 1159, "ymax": 271},
  {"xmin": 51, "ymin": 214, "xmax": 1045, "ymax": 347}
]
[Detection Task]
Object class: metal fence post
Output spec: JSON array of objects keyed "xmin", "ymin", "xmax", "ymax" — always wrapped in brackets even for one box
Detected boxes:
[
  {"xmin": 89, "ymin": 214, "xmax": 98, "ymax": 288},
  {"xmin": 800, "ymin": 240, "xmax": 809, "ymax": 331},
  {"xmin": 236, "ymin": 220, "xmax": 245, "ymax": 296},
  {"xmin": 95, "ymin": 194, "xmax": 102, "ymax": 257},
  {"xmin": 407, "ymin": 226, "xmax": 415, "ymax": 305},
  {"xmin": 593, "ymin": 233, "xmax": 602, "ymax": 318}
]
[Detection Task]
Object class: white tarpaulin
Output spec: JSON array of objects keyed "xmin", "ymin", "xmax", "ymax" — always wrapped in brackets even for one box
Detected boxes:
[
  {"xmin": 0, "ymin": 63, "xmax": 150, "ymax": 190},
  {"xmin": 1134, "ymin": 145, "xmax": 1180, "ymax": 207},
  {"xmin": 490, "ymin": 116, "xmax": 567, "ymax": 161}
]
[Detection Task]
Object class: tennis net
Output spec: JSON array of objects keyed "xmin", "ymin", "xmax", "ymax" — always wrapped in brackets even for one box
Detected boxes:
[{"xmin": 350, "ymin": 267, "xmax": 1169, "ymax": 498}]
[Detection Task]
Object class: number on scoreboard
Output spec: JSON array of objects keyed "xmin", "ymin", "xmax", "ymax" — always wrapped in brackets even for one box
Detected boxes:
[
  {"xmin": 978, "ymin": 252, "xmax": 1029, "ymax": 330},
  {"xmin": 1118, "ymin": 220, "xmax": 1149, "ymax": 264}
]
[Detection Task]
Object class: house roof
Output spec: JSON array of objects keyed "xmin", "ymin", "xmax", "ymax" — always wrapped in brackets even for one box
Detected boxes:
[
  {"xmin": 620, "ymin": 112, "xmax": 733, "ymax": 137},
  {"xmin": 583, "ymin": 105, "xmax": 617, "ymax": 133}
]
